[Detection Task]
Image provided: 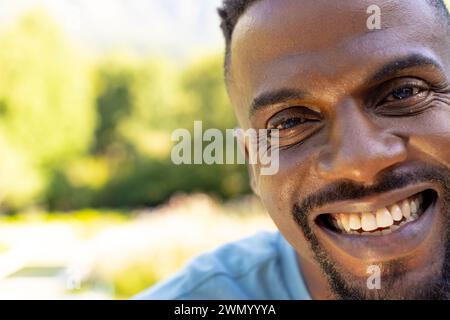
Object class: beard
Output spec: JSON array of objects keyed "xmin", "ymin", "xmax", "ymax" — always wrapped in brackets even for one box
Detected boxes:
[{"xmin": 293, "ymin": 164, "xmax": 450, "ymax": 299}]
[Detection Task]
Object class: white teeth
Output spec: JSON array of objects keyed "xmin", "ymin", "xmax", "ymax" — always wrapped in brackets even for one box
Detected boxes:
[
  {"xmin": 332, "ymin": 193, "xmax": 425, "ymax": 236},
  {"xmin": 335, "ymin": 216, "xmax": 343, "ymax": 230},
  {"xmin": 340, "ymin": 214, "xmax": 351, "ymax": 232},
  {"xmin": 389, "ymin": 204, "xmax": 403, "ymax": 222},
  {"xmin": 376, "ymin": 208, "xmax": 394, "ymax": 228},
  {"xmin": 361, "ymin": 212, "xmax": 377, "ymax": 231},
  {"xmin": 349, "ymin": 213, "xmax": 361, "ymax": 230},
  {"xmin": 401, "ymin": 199, "xmax": 411, "ymax": 219}
]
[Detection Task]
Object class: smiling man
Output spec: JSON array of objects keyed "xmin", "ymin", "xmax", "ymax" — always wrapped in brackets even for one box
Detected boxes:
[{"xmin": 136, "ymin": 0, "xmax": 450, "ymax": 300}]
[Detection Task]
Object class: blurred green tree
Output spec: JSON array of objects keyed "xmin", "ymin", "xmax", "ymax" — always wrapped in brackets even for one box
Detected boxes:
[
  {"xmin": 92, "ymin": 54, "xmax": 136, "ymax": 154},
  {"xmin": 179, "ymin": 55, "xmax": 236, "ymax": 131},
  {"xmin": 0, "ymin": 10, "xmax": 250, "ymax": 211},
  {"xmin": 0, "ymin": 10, "xmax": 95, "ymax": 211},
  {"xmin": 93, "ymin": 54, "xmax": 250, "ymax": 208}
]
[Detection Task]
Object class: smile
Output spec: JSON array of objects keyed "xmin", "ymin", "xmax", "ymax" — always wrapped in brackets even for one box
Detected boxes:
[
  {"xmin": 311, "ymin": 183, "xmax": 441, "ymax": 259},
  {"xmin": 317, "ymin": 189, "xmax": 436, "ymax": 236}
]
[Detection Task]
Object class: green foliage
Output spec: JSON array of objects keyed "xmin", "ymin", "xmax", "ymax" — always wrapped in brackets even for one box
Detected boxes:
[
  {"xmin": 0, "ymin": 10, "xmax": 95, "ymax": 166},
  {"xmin": 93, "ymin": 159, "xmax": 248, "ymax": 208},
  {"xmin": 110, "ymin": 262, "xmax": 161, "ymax": 299},
  {"xmin": 0, "ymin": 9, "xmax": 250, "ymax": 212},
  {"xmin": 0, "ymin": 136, "xmax": 41, "ymax": 208},
  {"xmin": 179, "ymin": 55, "xmax": 236, "ymax": 131},
  {"xmin": 0, "ymin": 10, "xmax": 95, "ymax": 210},
  {"xmin": 92, "ymin": 55, "xmax": 136, "ymax": 154}
]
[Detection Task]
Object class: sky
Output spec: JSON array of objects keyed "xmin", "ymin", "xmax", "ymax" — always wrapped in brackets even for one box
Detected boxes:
[
  {"xmin": 1, "ymin": 0, "xmax": 450, "ymax": 58},
  {"xmin": 0, "ymin": 0, "xmax": 225, "ymax": 58}
]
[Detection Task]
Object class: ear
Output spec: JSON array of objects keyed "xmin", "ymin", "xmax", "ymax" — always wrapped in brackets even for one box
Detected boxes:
[{"xmin": 235, "ymin": 128, "xmax": 259, "ymax": 197}]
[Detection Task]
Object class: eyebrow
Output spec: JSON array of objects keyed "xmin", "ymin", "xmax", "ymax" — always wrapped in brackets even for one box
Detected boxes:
[
  {"xmin": 249, "ymin": 54, "xmax": 444, "ymax": 117},
  {"xmin": 367, "ymin": 53, "xmax": 444, "ymax": 83},
  {"xmin": 250, "ymin": 88, "xmax": 308, "ymax": 117}
]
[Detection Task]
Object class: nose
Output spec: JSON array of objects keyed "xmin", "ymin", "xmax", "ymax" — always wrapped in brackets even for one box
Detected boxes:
[{"xmin": 316, "ymin": 98, "xmax": 407, "ymax": 184}]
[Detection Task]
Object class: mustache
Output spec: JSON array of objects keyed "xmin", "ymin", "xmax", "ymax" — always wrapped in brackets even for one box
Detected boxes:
[
  {"xmin": 291, "ymin": 163, "xmax": 450, "ymax": 300},
  {"xmin": 293, "ymin": 164, "xmax": 450, "ymax": 223}
]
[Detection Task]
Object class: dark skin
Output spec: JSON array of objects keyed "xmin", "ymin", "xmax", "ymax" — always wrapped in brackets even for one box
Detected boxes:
[{"xmin": 228, "ymin": 0, "xmax": 450, "ymax": 299}]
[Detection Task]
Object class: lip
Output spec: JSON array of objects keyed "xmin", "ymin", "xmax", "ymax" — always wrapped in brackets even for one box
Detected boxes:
[{"xmin": 312, "ymin": 183, "xmax": 441, "ymax": 260}]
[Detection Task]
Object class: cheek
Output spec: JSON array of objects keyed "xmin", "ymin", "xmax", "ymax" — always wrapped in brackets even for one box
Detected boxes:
[
  {"xmin": 256, "ymin": 133, "xmax": 326, "ymax": 209},
  {"xmin": 407, "ymin": 109, "xmax": 450, "ymax": 167},
  {"xmin": 373, "ymin": 105, "xmax": 450, "ymax": 167},
  {"xmin": 257, "ymin": 144, "xmax": 316, "ymax": 216},
  {"xmin": 255, "ymin": 144, "xmax": 322, "ymax": 259}
]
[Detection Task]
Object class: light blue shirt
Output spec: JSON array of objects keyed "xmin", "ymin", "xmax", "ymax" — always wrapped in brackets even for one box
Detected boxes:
[{"xmin": 134, "ymin": 231, "xmax": 311, "ymax": 300}]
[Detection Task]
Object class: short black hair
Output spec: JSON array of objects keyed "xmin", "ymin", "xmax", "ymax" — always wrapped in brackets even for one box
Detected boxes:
[
  {"xmin": 218, "ymin": 0, "xmax": 259, "ymax": 75},
  {"xmin": 218, "ymin": 0, "xmax": 449, "ymax": 73}
]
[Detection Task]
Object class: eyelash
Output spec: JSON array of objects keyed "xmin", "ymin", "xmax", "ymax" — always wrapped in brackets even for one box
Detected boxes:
[
  {"xmin": 271, "ymin": 117, "xmax": 309, "ymax": 130},
  {"xmin": 267, "ymin": 109, "xmax": 321, "ymax": 131},
  {"xmin": 267, "ymin": 80, "xmax": 431, "ymax": 132},
  {"xmin": 373, "ymin": 80, "xmax": 433, "ymax": 116},
  {"xmin": 380, "ymin": 83, "xmax": 428, "ymax": 104}
]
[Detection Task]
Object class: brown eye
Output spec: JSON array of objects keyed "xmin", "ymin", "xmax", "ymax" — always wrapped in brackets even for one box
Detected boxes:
[
  {"xmin": 385, "ymin": 86, "xmax": 422, "ymax": 102},
  {"xmin": 374, "ymin": 79, "xmax": 432, "ymax": 117},
  {"xmin": 273, "ymin": 117, "xmax": 308, "ymax": 130},
  {"xmin": 267, "ymin": 106, "xmax": 322, "ymax": 131},
  {"xmin": 266, "ymin": 106, "xmax": 323, "ymax": 147}
]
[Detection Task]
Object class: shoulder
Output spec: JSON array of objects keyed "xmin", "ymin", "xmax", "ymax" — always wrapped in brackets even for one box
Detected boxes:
[{"xmin": 133, "ymin": 231, "xmax": 287, "ymax": 300}]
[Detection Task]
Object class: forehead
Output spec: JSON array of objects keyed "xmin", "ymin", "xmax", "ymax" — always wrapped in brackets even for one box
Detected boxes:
[{"xmin": 229, "ymin": 0, "xmax": 446, "ymax": 118}]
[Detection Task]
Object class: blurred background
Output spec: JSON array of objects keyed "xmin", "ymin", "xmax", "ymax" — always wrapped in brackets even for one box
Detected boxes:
[{"xmin": 0, "ymin": 0, "xmax": 276, "ymax": 299}]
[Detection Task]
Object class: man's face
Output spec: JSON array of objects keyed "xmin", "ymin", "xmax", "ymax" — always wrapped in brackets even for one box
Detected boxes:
[{"xmin": 228, "ymin": 0, "xmax": 450, "ymax": 299}]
